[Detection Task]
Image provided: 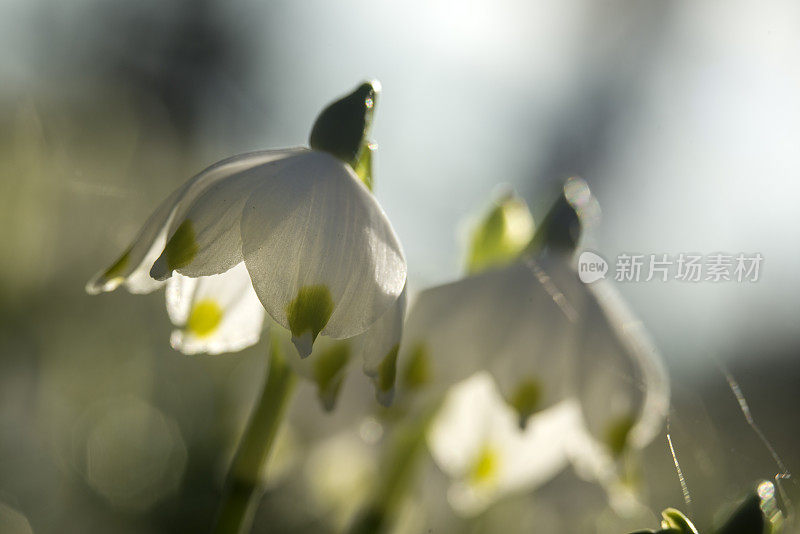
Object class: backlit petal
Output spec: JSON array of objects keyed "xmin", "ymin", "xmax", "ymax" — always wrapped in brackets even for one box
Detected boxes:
[
  {"xmin": 354, "ymin": 284, "xmax": 407, "ymax": 406},
  {"xmin": 150, "ymin": 149, "xmax": 307, "ymax": 280},
  {"xmin": 428, "ymin": 372, "xmax": 582, "ymax": 516},
  {"xmin": 397, "ymin": 260, "xmax": 579, "ymax": 422},
  {"xmin": 529, "ymin": 251, "xmax": 669, "ymax": 455},
  {"xmin": 87, "ymin": 149, "xmax": 299, "ymax": 294},
  {"xmin": 166, "ymin": 262, "xmax": 265, "ymax": 355},
  {"xmin": 574, "ymin": 279, "xmax": 670, "ymax": 455},
  {"xmin": 240, "ymin": 151, "xmax": 406, "ymax": 355}
]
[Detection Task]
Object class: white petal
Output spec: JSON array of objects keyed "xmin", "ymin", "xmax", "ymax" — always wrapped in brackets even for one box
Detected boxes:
[
  {"xmin": 427, "ymin": 372, "xmax": 499, "ymax": 479},
  {"xmin": 574, "ymin": 279, "xmax": 670, "ymax": 452},
  {"xmin": 563, "ymin": 416, "xmax": 648, "ymax": 515},
  {"xmin": 498, "ymin": 400, "xmax": 581, "ymax": 493},
  {"xmin": 166, "ymin": 262, "xmax": 265, "ymax": 355},
  {"xmin": 240, "ymin": 151, "xmax": 406, "ymax": 347},
  {"xmin": 428, "ymin": 372, "xmax": 580, "ymax": 516},
  {"xmin": 150, "ymin": 149, "xmax": 308, "ymax": 280},
  {"xmin": 87, "ymin": 149, "xmax": 299, "ymax": 295},
  {"xmin": 353, "ymin": 284, "xmax": 407, "ymax": 406},
  {"xmin": 398, "ymin": 260, "xmax": 579, "ymax": 417},
  {"xmin": 165, "ymin": 269, "xmax": 198, "ymax": 325},
  {"xmin": 531, "ymin": 251, "xmax": 669, "ymax": 453},
  {"xmin": 358, "ymin": 285, "xmax": 407, "ymax": 375},
  {"xmin": 269, "ymin": 323, "xmax": 355, "ymax": 411}
]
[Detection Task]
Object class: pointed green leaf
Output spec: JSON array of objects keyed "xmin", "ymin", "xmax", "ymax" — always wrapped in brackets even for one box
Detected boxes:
[{"xmin": 309, "ymin": 81, "xmax": 380, "ymax": 168}]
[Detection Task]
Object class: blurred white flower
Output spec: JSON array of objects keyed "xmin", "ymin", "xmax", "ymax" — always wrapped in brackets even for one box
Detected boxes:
[
  {"xmin": 86, "ymin": 82, "xmax": 407, "ymax": 369},
  {"xmin": 399, "ymin": 178, "xmax": 669, "ymax": 513},
  {"xmin": 427, "ymin": 371, "xmax": 581, "ymax": 516}
]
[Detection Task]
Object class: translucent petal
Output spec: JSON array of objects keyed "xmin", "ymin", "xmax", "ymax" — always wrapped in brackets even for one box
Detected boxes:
[
  {"xmin": 166, "ymin": 262, "xmax": 265, "ymax": 355},
  {"xmin": 573, "ymin": 278, "xmax": 670, "ymax": 454},
  {"xmin": 532, "ymin": 251, "xmax": 669, "ymax": 454},
  {"xmin": 240, "ymin": 151, "xmax": 406, "ymax": 350},
  {"xmin": 268, "ymin": 322, "xmax": 355, "ymax": 412},
  {"xmin": 150, "ymin": 149, "xmax": 307, "ymax": 280},
  {"xmin": 353, "ymin": 284, "xmax": 407, "ymax": 406},
  {"xmin": 427, "ymin": 373, "xmax": 497, "ymax": 478},
  {"xmin": 86, "ymin": 149, "xmax": 300, "ymax": 295},
  {"xmin": 397, "ymin": 260, "xmax": 579, "ymax": 420},
  {"xmin": 428, "ymin": 372, "xmax": 582, "ymax": 516}
]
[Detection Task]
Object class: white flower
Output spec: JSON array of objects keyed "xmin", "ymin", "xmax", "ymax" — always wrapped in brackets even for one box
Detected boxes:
[
  {"xmin": 87, "ymin": 82, "xmax": 407, "ymax": 367},
  {"xmin": 398, "ymin": 178, "xmax": 669, "ymax": 512},
  {"xmin": 427, "ymin": 371, "xmax": 583, "ymax": 516},
  {"xmin": 165, "ymin": 263, "xmax": 265, "ymax": 355}
]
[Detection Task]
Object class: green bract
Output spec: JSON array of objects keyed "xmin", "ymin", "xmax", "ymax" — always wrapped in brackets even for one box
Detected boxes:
[{"xmin": 466, "ymin": 192, "xmax": 534, "ymax": 274}]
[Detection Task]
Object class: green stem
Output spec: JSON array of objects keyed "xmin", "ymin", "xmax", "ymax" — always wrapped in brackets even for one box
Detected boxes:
[
  {"xmin": 345, "ymin": 404, "xmax": 439, "ymax": 534},
  {"xmin": 213, "ymin": 341, "xmax": 296, "ymax": 534}
]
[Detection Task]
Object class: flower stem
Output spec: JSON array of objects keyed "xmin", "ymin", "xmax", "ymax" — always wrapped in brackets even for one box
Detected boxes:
[
  {"xmin": 345, "ymin": 404, "xmax": 439, "ymax": 534},
  {"xmin": 213, "ymin": 340, "xmax": 296, "ymax": 534}
]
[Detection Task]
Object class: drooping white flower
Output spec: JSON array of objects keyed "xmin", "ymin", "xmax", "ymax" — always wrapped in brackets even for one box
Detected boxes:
[
  {"xmin": 87, "ymin": 82, "xmax": 407, "ymax": 389},
  {"xmin": 398, "ymin": 178, "xmax": 669, "ymax": 513},
  {"xmin": 427, "ymin": 371, "xmax": 583, "ymax": 516}
]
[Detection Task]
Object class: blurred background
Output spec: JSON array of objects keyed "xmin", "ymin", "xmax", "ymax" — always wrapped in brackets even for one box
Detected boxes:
[{"xmin": 1, "ymin": 0, "xmax": 799, "ymax": 532}]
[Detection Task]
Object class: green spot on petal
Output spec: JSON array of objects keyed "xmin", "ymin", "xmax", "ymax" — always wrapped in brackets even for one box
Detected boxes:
[
  {"xmin": 469, "ymin": 444, "xmax": 500, "ymax": 485},
  {"xmin": 102, "ymin": 247, "xmax": 131, "ymax": 282},
  {"xmin": 467, "ymin": 194, "xmax": 534, "ymax": 274},
  {"xmin": 164, "ymin": 220, "xmax": 198, "ymax": 272},
  {"xmin": 186, "ymin": 299, "xmax": 223, "ymax": 338},
  {"xmin": 374, "ymin": 343, "xmax": 399, "ymax": 405},
  {"xmin": 312, "ymin": 341, "xmax": 351, "ymax": 411},
  {"xmin": 605, "ymin": 414, "xmax": 636, "ymax": 458},
  {"xmin": 286, "ymin": 285, "xmax": 334, "ymax": 350},
  {"xmin": 507, "ymin": 379, "xmax": 541, "ymax": 428},
  {"xmin": 402, "ymin": 342, "xmax": 430, "ymax": 390}
]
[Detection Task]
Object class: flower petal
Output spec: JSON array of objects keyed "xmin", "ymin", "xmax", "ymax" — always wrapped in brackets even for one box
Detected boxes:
[
  {"xmin": 532, "ymin": 251, "xmax": 669, "ymax": 455},
  {"xmin": 166, "ymin": 262, "xmax": 265, "ymax": 355},
  {"xmin": 428, "ymin": 372, "xmax": 580, "ymax": 516},
  {"xmin": 427, "ymin": 373, "xmax": 499, "ymax": 480},
  {"xmin": 397, "ymin": 260, "xmax": 579, "ymax": 422},
  {"xmin": 573, "ymin": 279, "xmax": 670, "ymax": 455},
  {"xmin": 268, "ymin": 322, "xmax": 355, "ymax": 411},
  {"xmin": 86, "ymin": 149, "xmax": 300, "ymax": 295},
  {"xmin": 150, "ymin": 149, "xmax": 308, "ymax": 281},
  {"xmin": 353, "ymin": 284, "xmax": 407, "ymax": 406},
  {"xmin": 240, "ymin": 151, "xmax": 406, "ymax": 354}
]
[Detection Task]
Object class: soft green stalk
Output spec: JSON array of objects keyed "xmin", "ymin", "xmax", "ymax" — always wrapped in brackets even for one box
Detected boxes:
[
  {"xmin": 346, "ymin": 404, "xmax": 439, "ymax": 534},
  {"xmin": 213, "ymin": 341, "xmax": 296, "ymax": 534}
]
